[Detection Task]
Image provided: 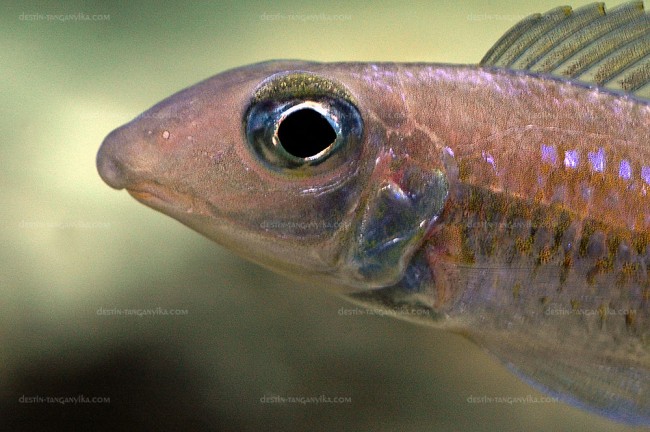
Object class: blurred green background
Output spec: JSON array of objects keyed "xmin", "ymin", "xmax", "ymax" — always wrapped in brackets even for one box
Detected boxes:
[{"xmin": 2, "ymin": 0, "xmax": 642, "ymax": 430}]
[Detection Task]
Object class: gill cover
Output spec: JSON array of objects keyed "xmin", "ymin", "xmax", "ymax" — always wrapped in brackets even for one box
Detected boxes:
[{"xmin": 345, "ymin": 149, "xmax": 449, "ymax": 288}]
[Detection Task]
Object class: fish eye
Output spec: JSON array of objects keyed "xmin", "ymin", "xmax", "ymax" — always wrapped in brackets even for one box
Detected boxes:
[
  {"xmin": 276, "ymin": 103, "xmax": 337, "ymax": 159},
  {"xmin": 245, "ymin": 73, "xmax": 363, "ymax": 175}
]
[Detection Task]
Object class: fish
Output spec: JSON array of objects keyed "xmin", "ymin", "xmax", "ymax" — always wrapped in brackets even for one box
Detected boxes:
[{"xmin": 97, "ymin": 2, "xmax": 650, "ymax": 425}]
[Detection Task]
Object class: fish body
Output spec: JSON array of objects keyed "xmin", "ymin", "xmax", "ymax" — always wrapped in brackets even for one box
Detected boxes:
[{"xmin": 97, "ymin": 2, "xmax": 650, "ymax": 425}]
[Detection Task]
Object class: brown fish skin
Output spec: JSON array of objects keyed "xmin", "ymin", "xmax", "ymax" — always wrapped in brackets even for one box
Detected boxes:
[
  {"xmin": 97, "ymin": 60, "xmax": 650, "ymax": 423},
  {"xmin": 381, "ymin": 64, "xmax": 650, "ymax": 295},
  {"xmin": 349, "ymin": 64, "xmax": 650, "ymax": 384}
]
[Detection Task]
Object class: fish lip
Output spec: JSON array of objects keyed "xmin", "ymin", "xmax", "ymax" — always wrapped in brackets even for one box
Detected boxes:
[
  {"xmin": 126, "ymin": 183, "xmax": 186, "ymax": 211},
  {"xmin": 127, "ymin": 188, "xmax": 164, "ymax": 204},
  {"xmin": 126, "ymin": 182, "xmax": 214, "ymax": 219}
]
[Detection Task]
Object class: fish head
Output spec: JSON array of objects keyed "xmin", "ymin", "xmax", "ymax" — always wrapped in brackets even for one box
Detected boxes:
[{"xmin": 97, "ymin": 61, "xmax": 450, "ymax": 292}]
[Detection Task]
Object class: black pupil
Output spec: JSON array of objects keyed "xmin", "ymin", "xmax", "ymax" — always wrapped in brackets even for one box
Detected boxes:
[{"xmin": 277, "ymin": 108, "xmax": 337, "ymax": 158}]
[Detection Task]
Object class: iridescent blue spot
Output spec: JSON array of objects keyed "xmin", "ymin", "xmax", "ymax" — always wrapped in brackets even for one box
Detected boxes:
[
  {"xmin": 564, "ymin": 150, "xmax": 578, "ymax": 169},
  {"xmin": 642, "ymin": 166, "xmax": 650, "ymax": 185},
  {"xmin": 588, "ymin": 147, "xmax": 605, "ymax": 173},
  {"xmin": 541, "ymin": 144, "xmax": 557, "ymax": 165},
  {"xmin": 619, "ymin": 160, "xmax": 632, "ymax": 180}
]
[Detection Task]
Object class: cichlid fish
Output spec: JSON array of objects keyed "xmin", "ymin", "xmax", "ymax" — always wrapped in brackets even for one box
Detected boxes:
[{"xmin": 97, "ymin": 2, "xmax": 650, "ymax": 425}]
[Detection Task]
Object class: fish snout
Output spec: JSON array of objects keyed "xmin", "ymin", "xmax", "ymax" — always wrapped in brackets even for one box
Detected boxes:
[
  {"xmin": 96, "ymin": 127, "xmax": 129, "ymax": 190},
  {"xmin": 97, "ymin": 122, "xmax": 159, "ymax": 191}
]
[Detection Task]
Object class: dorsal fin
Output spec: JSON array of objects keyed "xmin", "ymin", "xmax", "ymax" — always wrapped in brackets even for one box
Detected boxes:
[{"xmin": 480, "ymin": 2, "xmax": 650, "ymax": 99}]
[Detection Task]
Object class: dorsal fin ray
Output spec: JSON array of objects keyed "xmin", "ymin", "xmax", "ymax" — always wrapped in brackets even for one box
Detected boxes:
[
  {"xmin": 531, "ymin": 2, "xmax": 645, "ymax": 73},
  {"xmin": 557, "ymin": 12, "xmax": 650, "ymax": 77},
  {"xmin": 480, "ymin": 13, "xmax": 544, "ymax": 66},
  {"xmin": 511, "ymin": 3, "xmax": 606, "ymax": 70},
  {"xmin": 480, "ymin": 1, "xmax": 650, "ymax": 100},
  {"xmin": 487, "ymin": 6, "xmax": 574, "ymax": 68}
]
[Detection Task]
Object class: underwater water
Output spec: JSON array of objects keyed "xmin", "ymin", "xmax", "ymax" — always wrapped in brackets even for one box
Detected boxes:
[{"xmin": 2, "ymin": 0, "xmax": 643, "ymax": 430}]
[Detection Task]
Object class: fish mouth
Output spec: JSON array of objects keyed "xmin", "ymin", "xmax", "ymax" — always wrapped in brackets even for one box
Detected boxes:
[
  {"xmin": 126, "ymin": 183, "xmax": 212, "ymax": 218},
  {"xmin": 127, "ymin": 185, "xmax": 170, "ymax": 207}
]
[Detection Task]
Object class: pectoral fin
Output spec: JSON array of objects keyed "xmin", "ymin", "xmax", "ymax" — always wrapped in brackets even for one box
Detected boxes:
[
  {"xmin": 467, "ymin": 327, "xmax": 650, "ymax": 425},
  {"xmin": 349, "ymin": 257, "xmax": 650, "ymax": 425}
]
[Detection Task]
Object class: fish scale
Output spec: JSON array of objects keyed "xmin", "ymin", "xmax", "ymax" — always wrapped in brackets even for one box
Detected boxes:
[{"xmin": 97, "ymin": 2, "xmax": 650, "ymax": 425}]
